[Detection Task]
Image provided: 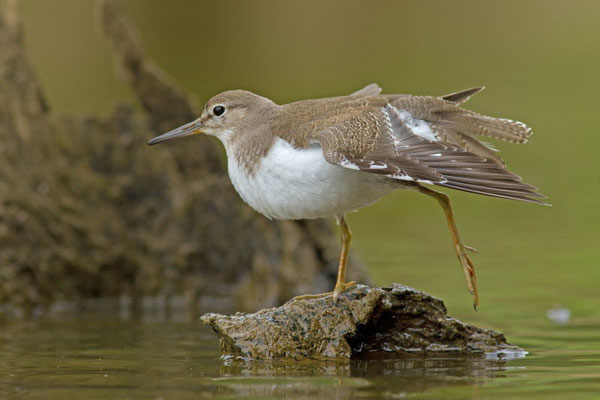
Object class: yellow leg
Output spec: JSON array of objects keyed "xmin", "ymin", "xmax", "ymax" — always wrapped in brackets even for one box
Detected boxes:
[
  {"xmin": 332, "ymin": 216, "xmax": 356, "ymax": 300},
  {"xmin": 290, "ymin": 216, "xmax": 356, "ymax": 302},
  {"xmin": 415, "ymin": 185, "xmax": 479, "ymax": 309}
]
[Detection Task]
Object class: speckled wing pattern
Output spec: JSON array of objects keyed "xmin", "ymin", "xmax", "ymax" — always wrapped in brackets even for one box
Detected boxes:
[{"xmin": 284, "ymin": 86, "xmax": 545, "ymax": 203}]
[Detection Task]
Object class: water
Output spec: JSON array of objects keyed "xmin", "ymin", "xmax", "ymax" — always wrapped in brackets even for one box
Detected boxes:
[{"xmin": 1, "ymin": 312, "xmax": 598, "ymax": 399}]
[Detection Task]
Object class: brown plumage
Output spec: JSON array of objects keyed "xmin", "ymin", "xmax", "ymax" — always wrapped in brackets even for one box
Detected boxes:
[
  {"xmin": 273, "ymin": 85, "xmax": 544, "ymax": 204},
  {"xmin": 149, "ymin": 83, "xmax": 546, "ymax": 309}
]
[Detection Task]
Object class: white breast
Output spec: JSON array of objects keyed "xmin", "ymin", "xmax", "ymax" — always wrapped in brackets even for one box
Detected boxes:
[{"xmin": 226, "ymin": 138, "xmax": 396, "ymax": 220}]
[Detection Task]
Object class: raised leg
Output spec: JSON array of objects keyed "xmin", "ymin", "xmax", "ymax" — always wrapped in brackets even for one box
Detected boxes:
[{"xmin": 414, "ymin": 184, "xmax": 479, "ymax": 309}]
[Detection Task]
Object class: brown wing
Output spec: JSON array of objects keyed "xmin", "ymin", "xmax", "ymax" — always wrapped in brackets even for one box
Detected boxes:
[{"xmin": 309, "ymin": 102, "xmax": 545, "ymax": 204}]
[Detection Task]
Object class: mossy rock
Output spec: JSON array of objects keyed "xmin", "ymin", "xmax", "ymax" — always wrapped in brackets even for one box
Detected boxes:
[{"xmin": 201, "ymin": 284, "xmax": 525, "ymax": 360}]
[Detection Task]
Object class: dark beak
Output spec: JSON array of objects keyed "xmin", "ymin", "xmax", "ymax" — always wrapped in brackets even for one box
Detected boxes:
[{"xmin": 148, "ymin": 120, "xmax": 202, "ymax": 145}]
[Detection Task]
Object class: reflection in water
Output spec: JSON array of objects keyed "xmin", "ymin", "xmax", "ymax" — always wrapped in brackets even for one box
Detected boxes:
[{"xmin": 217, "ymin": 355, "xmax": 515, "ymax": 398}]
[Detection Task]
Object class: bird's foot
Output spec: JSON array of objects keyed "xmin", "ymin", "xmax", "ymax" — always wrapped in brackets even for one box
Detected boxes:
[
  {"xmin": 333, "ymin": 280, "xmax": 357, "ymax": 301},
  {"xmin": 290, "ymin": 292, "xmax": 331, "ymax": 302},
  {"xmin": 464, "ymin": 244, "xmax": 479, "ymax": 253},
  {"xmin": 290, "ymin": 281, "xmax": 357, "ymax": 303},
  {"xmin": 457, "ymin": 246, "xmax": 479, "ymax": 310}
]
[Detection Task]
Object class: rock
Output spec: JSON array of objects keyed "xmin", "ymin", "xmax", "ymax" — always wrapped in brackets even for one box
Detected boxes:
[{"xmin": 200, "ymin": 284, "xmax": 525, "ymax": 359}]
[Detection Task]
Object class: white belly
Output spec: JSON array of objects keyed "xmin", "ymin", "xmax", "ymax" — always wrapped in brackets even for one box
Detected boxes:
[{"xmin": 227, "ymin": 138, "xmax": 396, "ymax": 220}]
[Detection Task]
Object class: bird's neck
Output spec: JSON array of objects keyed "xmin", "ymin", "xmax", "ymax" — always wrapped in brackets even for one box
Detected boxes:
[{"xmin": 219, "ymin": 126, "xmax": 277, "ymax": 177}]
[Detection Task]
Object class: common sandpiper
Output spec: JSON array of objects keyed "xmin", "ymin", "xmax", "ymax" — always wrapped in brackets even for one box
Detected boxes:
[{"xmin": 149, "ymin": 83, "xmax": 546, "ymax": 309}]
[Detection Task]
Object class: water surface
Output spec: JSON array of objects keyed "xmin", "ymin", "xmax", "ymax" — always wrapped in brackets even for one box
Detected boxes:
[{"xmin": 2, "ymin": 311, "xmax": 598, "ymax": 399}]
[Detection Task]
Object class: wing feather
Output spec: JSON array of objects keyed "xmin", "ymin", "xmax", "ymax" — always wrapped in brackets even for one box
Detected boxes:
[
  {"xmin": 308, "ymin": 102, "xmax": 545, "ymax": 203},
  {"xmin": 441, "ymin": 87, "xmax": 484, "ymax": 105},
  {"xmin": 275, "ymin": 88, "xmax": 545, "ymax": 204}
]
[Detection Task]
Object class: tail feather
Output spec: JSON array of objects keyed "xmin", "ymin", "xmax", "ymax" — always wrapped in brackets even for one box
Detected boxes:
[
  {"xmin": 398, "ymin": 87, "xmax": 546, "ymax": 204},
  {"xmin": 437, "ymin": 111, "xmax": 533, "ymax": 144}
]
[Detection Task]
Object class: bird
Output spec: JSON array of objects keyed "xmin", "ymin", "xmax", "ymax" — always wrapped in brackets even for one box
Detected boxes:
[{"xmin": 148, "ymin": 83, "xmax": 546, "ymax": 309}]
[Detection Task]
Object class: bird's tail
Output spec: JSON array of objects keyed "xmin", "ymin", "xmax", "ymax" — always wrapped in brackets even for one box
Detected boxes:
[{"xmin": 438, "ymin": 87, "xmax": 533, "ymax": 144}]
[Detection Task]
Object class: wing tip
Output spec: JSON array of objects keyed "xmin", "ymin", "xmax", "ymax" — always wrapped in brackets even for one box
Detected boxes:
[
  {"xmin": 439, "ymin": 182, "xmax": 550, "ymax": 205},
  {"xmin": 441, "ymin": 87, "xmax": 485, "ymax": 105}
]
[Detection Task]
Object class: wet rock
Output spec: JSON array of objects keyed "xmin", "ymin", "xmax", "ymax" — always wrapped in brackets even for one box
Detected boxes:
[{"xmin": 201, "ymin": 284, "xmax": 525, "ymax": 359}]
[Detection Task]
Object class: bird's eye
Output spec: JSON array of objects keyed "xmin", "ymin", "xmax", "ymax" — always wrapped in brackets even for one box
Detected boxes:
[{"xmin": 212, "ymin": 105, "xmax": 225, "ymax": 116}]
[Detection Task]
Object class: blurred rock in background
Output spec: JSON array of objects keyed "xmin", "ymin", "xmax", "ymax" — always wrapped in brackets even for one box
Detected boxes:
[{"xmin": 0, "ymin": 0, "xmax": 367, "ymax": 317}]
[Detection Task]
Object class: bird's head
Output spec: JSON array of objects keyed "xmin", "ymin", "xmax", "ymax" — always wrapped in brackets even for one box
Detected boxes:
[{"xmin": 148, "ymin": 90, "xmax": 276, "ymax": 146}]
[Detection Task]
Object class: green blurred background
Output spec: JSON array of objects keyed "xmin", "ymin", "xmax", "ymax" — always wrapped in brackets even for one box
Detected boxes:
[{"xmin": 20, "ymin": 0, "xmax": 599, "ymax": 328}]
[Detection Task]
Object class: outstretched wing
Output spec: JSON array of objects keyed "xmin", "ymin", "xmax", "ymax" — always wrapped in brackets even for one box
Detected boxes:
[{"xmin": 306, "ymin": 95, "xmax": 544, "ymax": 204}]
